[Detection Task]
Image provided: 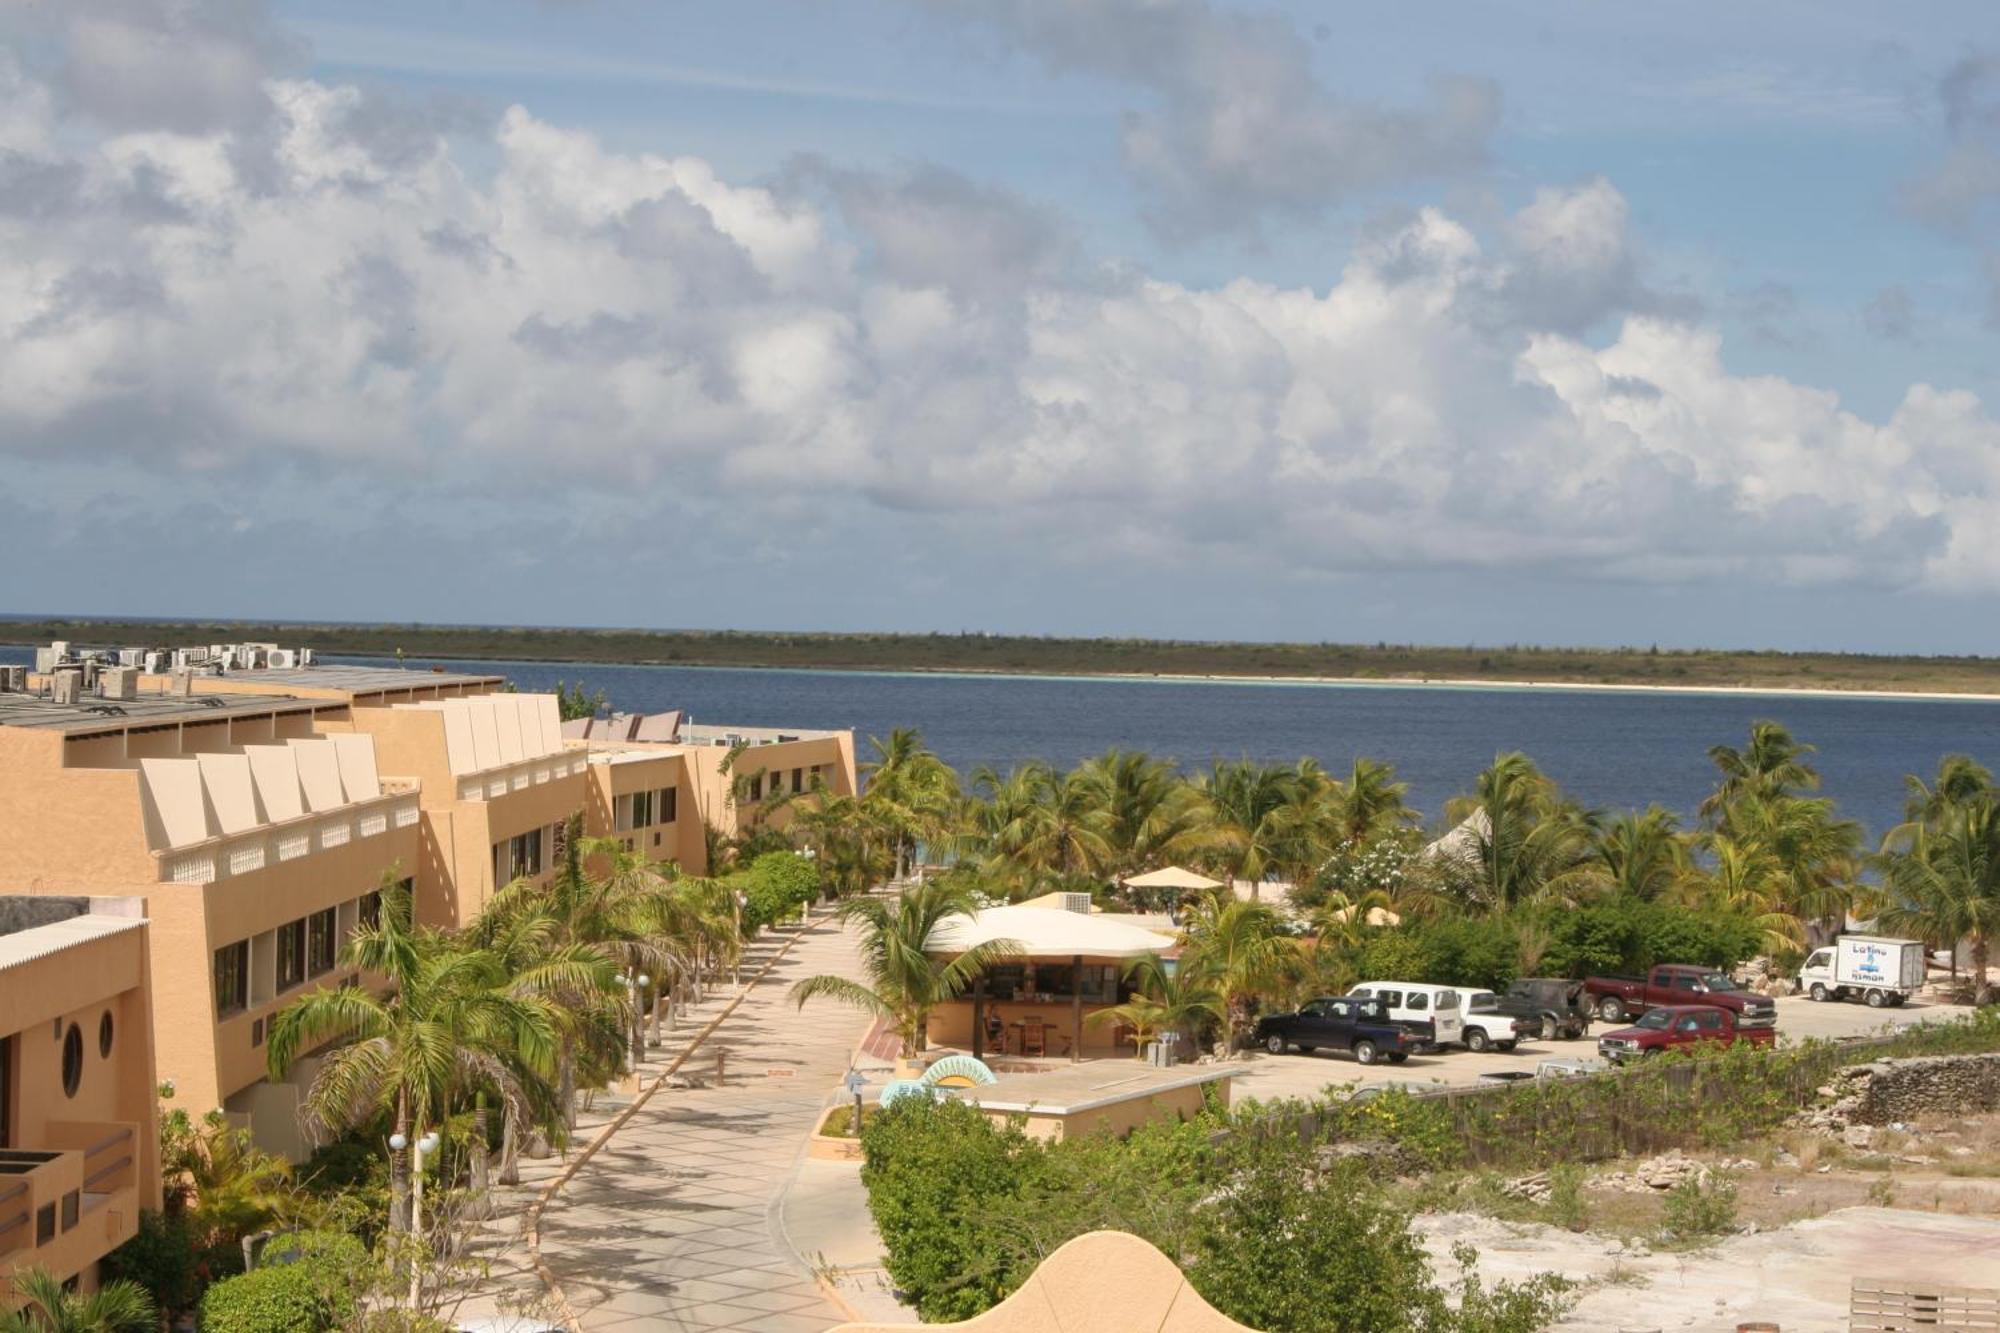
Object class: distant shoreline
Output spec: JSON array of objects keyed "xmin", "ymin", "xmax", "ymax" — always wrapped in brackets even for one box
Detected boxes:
[{"xmin": 5, "ymin": 618, "xmax": 2000, "ymax": 700}]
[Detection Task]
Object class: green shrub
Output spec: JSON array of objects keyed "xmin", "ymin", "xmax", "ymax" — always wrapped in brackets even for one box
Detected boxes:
[
  {"xmin": 103, "ymin": 1210, "xmax": 206, "ymax": 1322},
  {"xmin": 741, "ymin": 851, "xmax": 822, "ymax": 930},
  {"xmin": 1660, "ymin": 1172, "xmax": 1738, "ymax": 1240},
  {"xmin": 197, "ymin": 1231, "xmax": 365, "ymax": 1333},
  {"xmin": 859, "ymin": 1096, "xmax": 1035, "ymax": 1320},
  {"xmin": 1540, "ymin": 896, "xmax": 1763, "ymax": 978}
]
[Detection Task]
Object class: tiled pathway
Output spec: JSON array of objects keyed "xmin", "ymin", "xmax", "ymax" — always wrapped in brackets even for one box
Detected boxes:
[{"xmin": 470, "ymin": 915, "xmax": 879, "ymax": 1332}]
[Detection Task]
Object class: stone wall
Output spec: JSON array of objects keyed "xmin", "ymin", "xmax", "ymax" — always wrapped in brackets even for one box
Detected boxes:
[
  {"xmin": 1857, "ymin": 1051, "xmax": 2000, "ymax": 1124},
  {"xmin": 1800, "ymin": 1051, "xmax": 2000, "ymax": 1134}
]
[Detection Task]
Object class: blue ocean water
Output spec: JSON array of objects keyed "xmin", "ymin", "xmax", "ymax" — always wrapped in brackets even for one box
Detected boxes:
[{"xmin": 8, "ymin": 643, "xmax": 1995, "ymax": 839}]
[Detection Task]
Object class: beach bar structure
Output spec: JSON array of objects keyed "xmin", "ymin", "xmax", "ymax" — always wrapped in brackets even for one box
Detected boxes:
[{"xmin": 925, "ymin": 906, "xmax": 1178, "ymax": 1062}]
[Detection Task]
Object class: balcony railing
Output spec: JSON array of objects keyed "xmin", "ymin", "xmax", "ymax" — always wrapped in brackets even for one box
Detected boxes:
[
  {"xmin": 453, "ymin": 751, "xmax": 587, "ymax": 804},
  {"xmin": 158, "ymin": 790, "xmax": 421, "ymax": 885},
  {"xmin": 0, "ymin": 1120, "xmax": 136, "ymax": 1263}
]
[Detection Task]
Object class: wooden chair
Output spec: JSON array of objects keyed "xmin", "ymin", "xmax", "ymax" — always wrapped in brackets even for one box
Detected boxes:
[{"xmin": 1021, "ymin": 1019, "xmax": 1046, "ymax": 1057}]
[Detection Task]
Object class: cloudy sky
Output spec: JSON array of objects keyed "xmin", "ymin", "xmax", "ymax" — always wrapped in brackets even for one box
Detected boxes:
[{"xmin": 4, "ymin": 1, "xmax": 2000, "ymax": 651}]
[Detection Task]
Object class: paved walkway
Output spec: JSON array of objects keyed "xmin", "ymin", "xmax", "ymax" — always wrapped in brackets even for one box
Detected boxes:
[{"xmin": 468, "ymin": 915, "xmax": 885, "ymax": 1332}]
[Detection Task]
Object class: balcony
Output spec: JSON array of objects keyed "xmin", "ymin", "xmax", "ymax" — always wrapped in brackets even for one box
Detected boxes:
[
  {"xmin": 157, "ymin": 788, "xmax": 422, "ymax": 885},
  {"xmin": 0, "ymin": 1121, "xmax": 140, "ymax": 1286},
  {"xmin": 453, "ymin": 750, "xmax": 589, "ymax": 804}
]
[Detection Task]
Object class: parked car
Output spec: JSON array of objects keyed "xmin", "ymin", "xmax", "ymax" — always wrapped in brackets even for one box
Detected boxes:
[
  {"xmin": 1488, "ymin": 977, "xmax": 1594, "ymax": 1041},
  {"xmin": 1534, "ymin": 1056, "xmax": 1609, "ymax": 1079},
  {"xmin": 1255, "ymin": 996, "xmax": 1425, "ymax": 1065},
  {"xmin": 1798, "ymin": 936, "xmax": 1925, "ymax": 1007},
  {"xmin": 1596, "ymin": 1004, "xmax": 1778, "ymax": 1063},
  {"xmin": 1459, "ymin": 990, "xmax": 1537, "ymax": 1052},
  {"xmin": 1345, "ymin": 982, "xmax": 1466, "ymax": 1049},
  {"xmin": 1582, "ymin": 964, "xmax": 1777, "ymax": 1027}
]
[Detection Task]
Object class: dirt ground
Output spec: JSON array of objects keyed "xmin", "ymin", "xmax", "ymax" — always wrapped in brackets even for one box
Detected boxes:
[{"xmin": 1411, "ymin": 1107, "xmax": 2000, "ymax": 1332}]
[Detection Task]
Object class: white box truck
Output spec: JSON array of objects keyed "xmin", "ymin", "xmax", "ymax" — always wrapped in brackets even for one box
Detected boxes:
[{"xmin": 1797, "ymin": 936, "xmax": 1926, "ymax": 1007}]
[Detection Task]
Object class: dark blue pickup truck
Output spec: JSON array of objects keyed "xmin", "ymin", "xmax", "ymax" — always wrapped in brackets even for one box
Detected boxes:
[{"xmin": 1254, "ymin": 996, "xmax": 1429, "ymax": 1065}]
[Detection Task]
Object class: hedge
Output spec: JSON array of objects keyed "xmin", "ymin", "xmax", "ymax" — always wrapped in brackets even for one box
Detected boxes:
[{"xmin": 197, "ymin": 1231, "xmax": 365, "ymax": 1333}]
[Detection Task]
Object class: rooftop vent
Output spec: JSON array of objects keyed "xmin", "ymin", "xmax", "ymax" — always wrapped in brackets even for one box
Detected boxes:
[
  {"xmin": 0, "ymin": 666, "xmax": 23, "ymax": 693},
  {"xmin": 51, "ymin": 670, "xmax": 82, "ymax": 706},
  {"xmin": 1059, "ymin": 892, "xmax": 1092, "ymax": 915}
]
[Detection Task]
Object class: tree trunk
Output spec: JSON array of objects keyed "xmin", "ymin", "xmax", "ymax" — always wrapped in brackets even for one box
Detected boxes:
[
  {"xmin": 469, "ymin": 1096, "xmax": 491, "ymax": 1214},
  {"xmin": 559, "ymin": 1055, "xmax": 577, "ymax": 1132},
  {"xmin": 1975, "ymin": 933, "xmax": 1992, "ymax": 1008},
  {"xmin": 498, "ymin": 1113, "xmax": 521, "ymax": 1186},
  {"xmin": 390, "ymin": 1097, "xmax": 412, "ymax": 1235}
]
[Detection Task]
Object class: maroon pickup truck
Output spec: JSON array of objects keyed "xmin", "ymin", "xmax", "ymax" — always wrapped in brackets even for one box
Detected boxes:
[
  {"xmin": 1597, "ymin": 1004, "xmax": 1779, "ymax": 1062},
  {"xmin": 1583, "ymin": 964, "xmax": 1777, "ymax": 1027}
]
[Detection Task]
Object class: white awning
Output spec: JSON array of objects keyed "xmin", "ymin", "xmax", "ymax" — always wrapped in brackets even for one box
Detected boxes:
[
  {"xmin": 927, "ymin": 906, "xmax": 1174, "ymax": 961},
  {"xmin": 1122, "ymin": 865, "xmax": 1223, "ymax": 891}
]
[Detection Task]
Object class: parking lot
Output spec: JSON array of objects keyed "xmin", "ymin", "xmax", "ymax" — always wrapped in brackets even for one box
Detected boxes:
[{"xmin": 1229, "ymin": 992, "xmax": 1979, "ymax": 1104}]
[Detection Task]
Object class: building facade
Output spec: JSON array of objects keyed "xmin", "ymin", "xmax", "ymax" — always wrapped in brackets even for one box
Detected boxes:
[{"xmin": 0, "ymin": 896, "xmax": 160, "ymax": 1301}]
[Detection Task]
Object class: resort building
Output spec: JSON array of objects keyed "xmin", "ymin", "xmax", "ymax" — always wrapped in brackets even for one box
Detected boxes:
[
  {"xmin": 566, "ymin": 711, "xmax": 858, "ymax": 873},
  {"xmin": 0, "ymin": 681, "xmax": 425, "ymax": 1159},
  {"xmin": 0, "ymin": 895, "xmax": 159, "ymax": 1300}
]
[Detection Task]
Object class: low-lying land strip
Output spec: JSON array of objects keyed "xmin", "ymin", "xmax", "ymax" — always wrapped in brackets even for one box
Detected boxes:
[{"xmin": 10, "ymin": 617, "xmax": 2000, "ymax": 694}]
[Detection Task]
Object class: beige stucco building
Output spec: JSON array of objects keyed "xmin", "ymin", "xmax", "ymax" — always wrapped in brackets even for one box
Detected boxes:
[
  {"xmin": 0, "ymin": 896, "xmax": 160, "ymax": 1302},
  {"xmin": 1, "ymin": 654, "xmax": 856, "ymax": 1163}
]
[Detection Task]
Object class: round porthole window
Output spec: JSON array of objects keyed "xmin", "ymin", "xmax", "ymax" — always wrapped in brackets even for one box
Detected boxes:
[
  {"xmin": 61, "ymin": 1023, "xmax": 83, "ymax": 1098},
  {"xmin": 99, "ymin": 1010, "xmax": 114, "ymax": 1058}
]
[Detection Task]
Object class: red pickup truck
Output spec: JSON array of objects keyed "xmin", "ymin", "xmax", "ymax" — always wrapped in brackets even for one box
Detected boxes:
[
  {"xmin": 1583, "ymin": 964, "xmax": 1777, "ymax": 1027},
  {"xmin": 1596, "ymin": 1004, "xmax": 1777, "ymax": 1062}
]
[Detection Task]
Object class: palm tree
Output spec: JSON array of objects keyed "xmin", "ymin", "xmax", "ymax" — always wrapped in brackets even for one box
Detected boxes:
[
  {"xmin": 266, "ymin": 881, "xmax": 560, "ymax": 1234},
  {"xmin": 1724, "ymin": 794, "xmax": 1862, "ymax": 946},
  {"xmin": 860, "ymin": 728, "xmax": 961, "ymax": 882},
  {"xmin": 1875, "ymin": 799, "xmax": 2000, "ymax": 1005},
  {"xmin": 1680, "ymin": 834, "xmax": 1805, "ymax": 957},
  {"xmin": 1701, "ymin": 721, "xmax": 1819, "ymax": 824},
  {"xmin": 1179, "ymin": 896, "xmax": 1297, "ymax": 1053},
  {"xmin": 1078, "ymin": 749, "xmax": 1201, "ymax": 880},
  {"xmin": 1585, "ymin": 806, "xmax": 1691, "ymax": 900},
  {"xmin": 1885, "ymin": 755, "xmax": 1996, "ymax": 849},
  {"xmin": 0, "ymin": 1271, "xmax": 154, "ymax": 1333},
  {"xmin": 792, "ymin": 787, "xmax": 896, "ymax": 900},
  {"xmin": 788, "ymin": 880, "xmax": 1019, "ymax": 1054},
  {"xmin": 980, "ymin": 762, "xmax": 1114, "ymax": 889},
  {"xmin": 1327, "ymin": 757, "xmax": 1415, "ymax": 849},
  {"xmin": 1190, "ymin": 760, "xmax": 1305, "ymax": 900},
  {"xmin": 1448, "ymin": 753, "xmax": 1596, "ymax": 909},
  {"xmin": 1085, "ymin": 953, "xmax": 1224, "ymax": 1059}
]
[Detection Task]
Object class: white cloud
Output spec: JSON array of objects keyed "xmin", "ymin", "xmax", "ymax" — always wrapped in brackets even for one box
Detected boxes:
[{"xmin": 3, "ymin": 26, "xmax": 1999, "ymax": 603}]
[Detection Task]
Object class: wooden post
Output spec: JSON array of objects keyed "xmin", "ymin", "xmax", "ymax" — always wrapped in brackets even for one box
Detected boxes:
[
  {"xmin": 1071, "ymin": 954, "xmax": 1083, "ymax": 1064},
  {"xmin": 972, "ymin": 972, "xmax": 986, "ymax": 1063}
]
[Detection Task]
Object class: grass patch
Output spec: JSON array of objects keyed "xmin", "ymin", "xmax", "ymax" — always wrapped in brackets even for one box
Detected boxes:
[{"xmin": 817, "ymin": 1106, "xmax": 881, "ymax": 1139}]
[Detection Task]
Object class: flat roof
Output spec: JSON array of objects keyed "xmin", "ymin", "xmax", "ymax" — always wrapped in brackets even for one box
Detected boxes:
[
  {"xmin": 957, "ymin": 1063, "xmax": 1244, "ymax": 1116},
  {"xmin": 225, "ymin": 666, "xmax": 504, "ymax": 692},
  {"xmin": 0, "ymin": 688, "xmax": 325, "ymax": 734},
  {"xmin": 0, "ymin": 911, "xmax": 144, "ymax": 971}
]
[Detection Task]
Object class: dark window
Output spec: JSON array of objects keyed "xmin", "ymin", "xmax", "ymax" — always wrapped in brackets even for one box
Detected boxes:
[
  {"xmin": 36, "ymin": 1203, "xmax": 53, "ymax": 1245},
  {"xmin": 60, "ymin": 1190, "xmax": 77, "ymax": 1232},
  {"xmin": 1406, "ymin": 993, "xmax": 1429, "ymax": 1012},
  {"xmin": 60, "ymin": 1024, "xmax": 82, "ymax": 1098},
  {"xmin": 502, "ymin": 827, "xmax": 545, "ymax": 879},
  {"xmin": 277, "ymin": 919, "xmax": 307, "ymax": 992},
  {"xmin": 1376, "ymin": 989, "xmax": 1405, "ymax": 1008},
  {"xmin": 214, "ymin": 941, "xmax": 248, "ymax": 1016},
  {"xmin": 1673, "ymin": 974, "xmax": 1700, "ymax": 992},
  {"xmin": 97, "ymin": 1011, "xmax": 113, "ymax": 1059},
  {"xmin": 634, "ymin": 790, "xmax": 654, "ymax": 827},
  {"xmin": 359, "ymin": 890, "xmax": 382, "ymax": 930},
  {"xmin": 659, "ymin": 788, "xmax": 676, "ymax": 823},
  {"xmin": 791, "ymin": 768, "xmax": 803, "ymax": 794},
  {"xmin": 307, "ymin": 908, "xmax": 337, "ymax": 976},
  {"xmin": 652, "ymin": 832, "xmax": 661, "ymax": 847}
]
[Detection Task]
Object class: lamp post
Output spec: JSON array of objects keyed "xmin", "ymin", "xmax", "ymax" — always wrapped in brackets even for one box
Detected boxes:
[
  {"xmin": 392, "ymin": 1128, "xmax": 441, "ymax": 1305},
  {"xmin": 842, "ymin": 1069, "xmax": 867, "ymax": 1138}
]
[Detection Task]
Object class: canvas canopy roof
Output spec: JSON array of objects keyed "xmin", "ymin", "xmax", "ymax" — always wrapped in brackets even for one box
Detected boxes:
[
  {"xmin": 1122, "ymin": 865, "xmax": 1222, "ymax": 891},
  {"xmin": 927, "ymin": 906, "xmax": 1173, "ymax": 961}
]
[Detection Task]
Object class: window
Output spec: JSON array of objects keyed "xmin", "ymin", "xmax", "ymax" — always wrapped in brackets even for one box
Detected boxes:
[
  {"xmin": 659, "ymin": 788, "xmax": 676, "ymax": 823},
  {"xmin": 1375, "ymin": 989, "xmax": 1404, "ymax": 1008},
  {"xmin": 1406, "ymin": 993, "xmax": 1429, "ymax": 1012},
  {"xmin": 359, "ymin": 890, "xmax": 382, "ymax": 931},
  {"xmin": 60, "ymin": 1024, "xmax": 83, "ymax": 1099},
  {"xmin": 98, "ymin": 1011, "xmax": 114, "ymax": 1058},
  {"xmin": 1673, "ymin": 974, "xmax": 1700, "ymax": 992},
  {"xmin": 307, "ymin": 908, "xmax": 337, "ymax": 977},
  {"xmin": 277, "ymin": 919, "xmax": 306, "ymax": 992},
  {"xmin": 791, "ymin": 767, "xmax": 803, "ymax": 794},
  {"xmin": 748, "ymin": 773, "xmax": 762, "ymax": 801},
  {"xmin": 633, "ymin": 790, "xmax": 655, "ymax": 827},
  {"xmin": 495, "ymin": 827, "xmax": 545, "ymax": 881},
  {"xmin": 214, "ymin": 941, "xmax": 249, "ymax": 1017}
]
